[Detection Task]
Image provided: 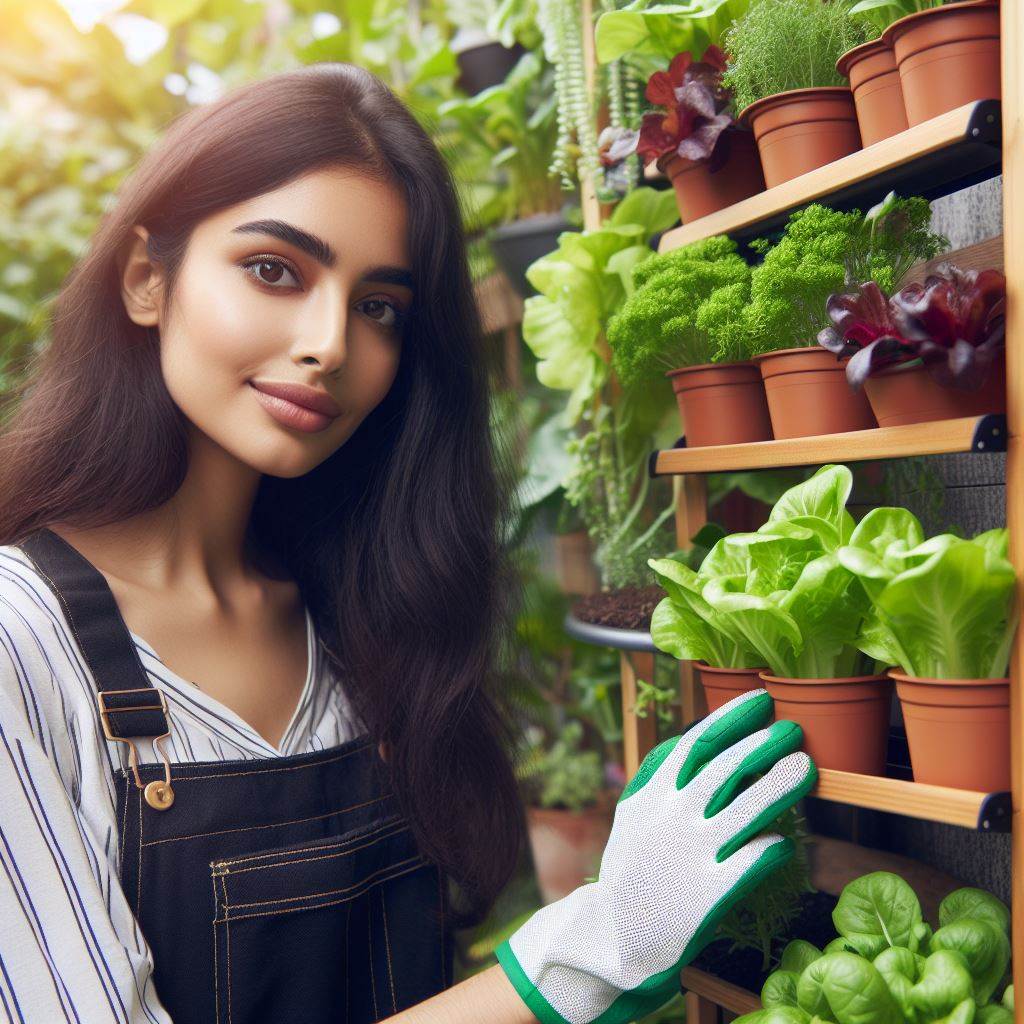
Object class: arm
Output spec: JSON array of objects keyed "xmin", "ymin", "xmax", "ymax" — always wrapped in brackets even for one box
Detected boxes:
[
  {"xmin": 382, "ymin": 965, "xmax": 537, "ymax": 1024},
  {"xmin": 0, "ymin": 605, "xmax": 173, "ymax": 1023}
]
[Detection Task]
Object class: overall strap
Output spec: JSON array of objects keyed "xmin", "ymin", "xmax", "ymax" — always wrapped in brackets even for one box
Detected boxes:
[{"xmin": 19, "ymin": 528, "xmax": 171, "ymax": 741}]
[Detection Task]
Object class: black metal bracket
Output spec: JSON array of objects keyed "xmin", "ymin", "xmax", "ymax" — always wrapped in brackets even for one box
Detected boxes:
[
  {"xmin": 648, "ymin": 436, "xmax": 687, "ymax": 478},
  {"xmin": 977, "ymin": 791, "xmax": 1012, "ymax": 832},
  {"xmin": 970, "ymin": 413, "xmax": 1007, "ymax": 453}
]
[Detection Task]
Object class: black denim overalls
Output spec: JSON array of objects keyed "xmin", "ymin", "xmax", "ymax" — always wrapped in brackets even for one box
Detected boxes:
[{"xmin": 21, "ymin": 527, "xmax": 454, "ymax": 1024}]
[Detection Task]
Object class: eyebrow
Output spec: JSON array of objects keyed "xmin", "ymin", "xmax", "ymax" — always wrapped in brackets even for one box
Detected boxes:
[{"xmin": 231, "ymin": 219, "xmax": 415, "ymax": 291}]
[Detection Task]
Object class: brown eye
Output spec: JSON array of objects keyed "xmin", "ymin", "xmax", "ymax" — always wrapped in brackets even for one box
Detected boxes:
[
  {"xmin": 356, "ymin": 297, "xmax": 404, "ymax": 331},
  {"xmin": 241, "ymin": 256, "xmax": 300, "ymax": 290}
]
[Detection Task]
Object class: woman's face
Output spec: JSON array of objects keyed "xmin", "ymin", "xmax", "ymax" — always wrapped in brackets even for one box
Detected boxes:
[{"xmin": 129, "ymin": 166, "xmax": 412, "ymax": 478}]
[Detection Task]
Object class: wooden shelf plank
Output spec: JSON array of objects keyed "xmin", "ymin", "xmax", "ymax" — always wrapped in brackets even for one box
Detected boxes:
[
  {"xmin": 658, "ymin": 101, "xmax": 1000, "ymax": 252},
  {"xmin": 650, "ymin": 415, "xmax": 1003, "ymax": 476},
  {"xmin": 680, "ymin": 967, "xmax": 761, "ymax": 1016},
  {"xmin": 813, "ymin": 769, "xmax": 1010, "ymax": 831}
]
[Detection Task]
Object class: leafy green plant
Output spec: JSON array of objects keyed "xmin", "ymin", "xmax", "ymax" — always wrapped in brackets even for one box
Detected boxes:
[
  {"xmin": 516, "ymin": 720, "xmax": 607, "ymax": 810},
  {"xmin": 849, "ymin": 0, "xmax": 945, "ymax": 37},
  {"xmin": 721, "ymin": 0, "xmax": 873, "ymax": 113},
  {"xmin": 838, "ymin": 509, "xmax": 1018, "ymax": 679},
  {"xmin": 607, "ymin": 235, "xmax": 754, "ymax": 386},
  {"xmin": 734, "ymin": 871, "xmax": 1013, "ymax": 1024},
  {"xmin": 745, "ymin": 196, "xmax": 947, "ymax": 357}
]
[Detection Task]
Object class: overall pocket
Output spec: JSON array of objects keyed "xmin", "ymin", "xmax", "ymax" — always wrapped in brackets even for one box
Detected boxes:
[{"xmin": 210, "ymin": 814, "xmax": 441, "ymax": 1024}]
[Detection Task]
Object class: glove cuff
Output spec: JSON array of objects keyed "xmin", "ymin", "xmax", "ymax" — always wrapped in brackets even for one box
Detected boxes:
[{"xmin": 495, "ymin": 938, "xmax": 571, "ymax": 1024}]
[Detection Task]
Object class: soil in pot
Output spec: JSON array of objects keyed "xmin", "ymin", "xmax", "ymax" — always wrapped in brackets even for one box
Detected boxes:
[
  {"xmin": 837, "ymin": 38, "xmax": 908, "ymax": 146},
  {"xmin": 739, "ymin": 87, "xmax": 861, "ymax": 189},
  {"xmin": 658, "ymin": 128, "xmax": 764, "ymax": 222},
  {"xmin": 526, "ymin": 790, "xmax": 617, "ymax": 903},
  {"xmin": 760, "ymin": 673, "xmax": 893, "ymax": 775},
  {"xmin": 572, "ymin": 586, "xmax": 663, "ymax": 632},
  {"xmin": 666, "ymin": 362, "xmax": 773, "ymax": 447},
  {"xmin": 884, "ymin": 0, "xmax": 1000, "ymax": 126},
  {"xmin": 891, "ymin": 671, "xmax": 1010, "ymax": 792},
  {"xmin": 754, "ymin": 347, "xmax": 877, "ymax": 439},
  {"xmin": 696, "ymin": 663, "xmax": 768, "ymax": 713}
]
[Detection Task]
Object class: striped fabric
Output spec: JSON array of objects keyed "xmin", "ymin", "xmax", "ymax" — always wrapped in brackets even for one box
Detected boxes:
[{"xmin": 0, "ymin": 544, "xmax": 363, "ymax": 1023}]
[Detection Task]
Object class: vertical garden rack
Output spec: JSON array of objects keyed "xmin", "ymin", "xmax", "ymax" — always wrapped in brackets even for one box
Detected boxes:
[{"xmin": 600, "ymin": 7, "xmax": 1024, "ymax": 1019}]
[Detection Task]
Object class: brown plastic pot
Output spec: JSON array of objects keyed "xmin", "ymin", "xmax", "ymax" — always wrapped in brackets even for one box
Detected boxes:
[
  {"xmin": 739, "ymin": 87, "xmax": 861, "ymax": 188},
  {"xmin": 525, "ymin": 789, "xmax": 617, "ymax": 903},
  {"xmin": 696, "ymin": 663, "xmax": 768, "ymax": 713},
  {"xmin": 863, "ymin": 355, "xmax": 1007, "ymax": 427},
  {"xmin": 657, "ymin": 129, "xmax": 765, "ymax": 223},
  {"xmin": 837, "ymin": 38, "xmax": 908, "ymax": 146},
  {"xmin": 666, "ymin": 361, "xmax": 773, "ymax": 447},
  {"xmin": 890, "ymin": 670, "xmax": 1010, "ymax": 792},
  {"xmin": 753, "ymin": 347, "xmax": 877, "ymax": 439},
  {"xmin": 883, "ymin": 0, "xmax": 1001, "ymax": 126},
  {"xmin": 760, "ymin": 672, "xmax": 894, "ymax": 775}
]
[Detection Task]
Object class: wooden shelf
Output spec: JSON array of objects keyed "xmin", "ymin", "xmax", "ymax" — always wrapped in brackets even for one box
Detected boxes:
[
  {"xmin": 680, "ymin": 967, "xmax": 761, "ymax": 1016},
  {"xmin": 658, "ymin": 100, "xmax": 1001, "ymax": 252},
  {"xmin": 813, "ymin": 769, "xmax": 1010, "ymax": 832},
  {"xmin": 650, "ymin": 415, "xmax": 1005, "ymax": 476}
]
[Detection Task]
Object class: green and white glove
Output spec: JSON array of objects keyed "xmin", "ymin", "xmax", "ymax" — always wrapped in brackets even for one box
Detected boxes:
[{"xmin": 496, "ymin": 688, "xmax": 817, "ymax": 1024}]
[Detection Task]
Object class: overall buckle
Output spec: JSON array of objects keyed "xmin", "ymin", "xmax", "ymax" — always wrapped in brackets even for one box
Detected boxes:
[{"xmin": 96, "ymin": 688, "xmax": 175, "ymax": 810}]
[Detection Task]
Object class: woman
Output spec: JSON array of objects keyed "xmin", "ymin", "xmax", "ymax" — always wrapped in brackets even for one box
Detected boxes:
[{"xmin": 0, "ymin": 63, "xmax": 814, "ymax": 1024}]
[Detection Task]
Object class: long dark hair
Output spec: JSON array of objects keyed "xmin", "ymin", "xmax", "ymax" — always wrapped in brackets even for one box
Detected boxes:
[{"xmin": 0, "ymin": 62, "xmax": 526, "ymax": 929}]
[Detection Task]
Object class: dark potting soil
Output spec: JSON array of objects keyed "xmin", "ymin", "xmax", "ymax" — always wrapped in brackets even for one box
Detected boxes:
[
  {"xmin": 571, "ymin": 586, "xmax": 664, "ymax": 631},
  {"xmin": 690, "ymin": 890, "xmax": 840, "ymax": 997}
]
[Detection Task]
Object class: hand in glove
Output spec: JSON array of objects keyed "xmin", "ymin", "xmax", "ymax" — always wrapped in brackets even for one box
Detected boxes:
[{"xmin": 496, "ymin": 688, "xmax": 816, "ymax": 1024}]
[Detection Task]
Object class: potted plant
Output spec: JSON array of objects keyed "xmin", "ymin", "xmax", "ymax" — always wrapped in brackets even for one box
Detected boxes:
[
  {"xmin": 880, "ymin": 0, "xmax": 1001, "ymax": 127},
  {"xmin": 818, "ymin": 263, "xmax": 1006, "ymax": 427},
  {"xmin": 606, "ymin": 234, "xmax": 772, "ymax": 446},
  {"xmin": 722, "ymin": 0, "xmax": 873, "ymax": 187},
  {"xmin": 440, "ymin": 52, "xmax": 572, "ymax": 297},
  {"xmin": 694, "ymin": 466, "xmax": 893, "ymax": 775},
  {"xmin": 747, "ymin": 195, "xmax": 947, "ymax": 438},
  {"xmin": 603, "ymin": 46, "xmax": 765, "ymax": 223},
  {"xmin": 445, "ymin": 0, "xmax": 530, "ymax": 95},
  {"xmin": 838, "ymin": 509, "xmax": 1017, "ymax": 793},
  {"xmin": 735, "ymin": 870, "xmax": 1014, "ymax": 1023}
]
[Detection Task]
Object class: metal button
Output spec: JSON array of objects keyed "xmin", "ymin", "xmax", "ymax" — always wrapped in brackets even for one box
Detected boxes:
[{"xmin": 144, "ymin": 780, "xmax": 175, "ymax": 810}]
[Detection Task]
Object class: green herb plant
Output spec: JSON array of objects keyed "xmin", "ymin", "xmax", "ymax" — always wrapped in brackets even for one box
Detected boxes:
[
  {"xmin": 515, "ymin": 720, "xmax": 606, "ymax": 811},
  {"xmin": 745, "ymin": 195, "xmax": 948, "ymax": 357},
  {"xmin": 606, "ymin": 235, "xmax": 754, "ymax": 387},
  {"xmin": 722, "ymin": 0, "xmax": 873, "ymax": 113},
  {"xmin": 735, "ymin": 871, "xmax": 1014, "ymax": 1023}
]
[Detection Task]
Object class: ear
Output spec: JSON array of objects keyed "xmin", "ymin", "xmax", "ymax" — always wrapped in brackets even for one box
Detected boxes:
[{"xmin": 120, "ymin": 225, "xmax": 165, "ymax": 328}]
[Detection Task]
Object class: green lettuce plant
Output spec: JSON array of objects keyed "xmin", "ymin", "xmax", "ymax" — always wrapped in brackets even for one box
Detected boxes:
[
  {"xmin": 606, "ymin": 235, "xmax": 754, "ymax": 388},
  {"xmin": 721, "ymin": 0, "xmax": 873, "ymax": 114},
  {"xmin": 734, "ymin": 871, "xmax": 1013, "ymax": 1024},
  {"xmin": 849, "ymin": 0, "xmax": 945, "ymax": 37},
  {"xmin": 746, "ymin": 196, "xmax": 948, "ymax": 357},
  {"xmin": 838, "ymin": 510, "xmax": 1018, "ymax": 679}
]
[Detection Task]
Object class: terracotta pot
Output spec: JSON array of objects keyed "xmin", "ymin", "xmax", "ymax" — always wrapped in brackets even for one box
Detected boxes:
[
  {"xmin": 891, "ymin": 670, "xmax": 1010, "ymax": 792},
  {"xmin": 525, "ymin": 789, "xmax": 617, "ymax": 903},
  {"xmin": 739, "ymin": 87, "xmax": 861, "ymax": 188},
  {"xmin": 753, "ymin": 347, "xmax": 877, "ymax": 439},
  {"xmin": 760, "ymin": 672, "xmax": 893, "ymax": 775},
  {"xmin": 696, "ymin": 663, "xmax": 768, "ymax": 713},
  {"xmin": 883, "ymin": 0, "xmax": 1001, "ymax": 126},
  {"xmin": 666, "ymin": 361, "xmax": 773, "ymax": 447},
  {"xmin": 863, "ymin": 355, "xmax": 1007, "ymax": 427},
  {"xmin": 554, "ymin": 530, "xmax": 601, "ymax": 596},
  {"xmin": 837, "ymin": 38, "xmax": 908, "ymax": 146},
  {"xmin": 657, "ymin": 129, "xmax": 765, "ymax": 222}
]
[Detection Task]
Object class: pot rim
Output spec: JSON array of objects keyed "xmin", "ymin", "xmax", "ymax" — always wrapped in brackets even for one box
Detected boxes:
[
  {"xmin": 751, "ymin": 345, "xmax": 836, "ymax": 362},
  {"xmin": 760, "ymin": 671, "xmax": 891, "ymax": 685},
  {"xmin": 888, "ymin": 668, "xmax": 1009, "ymax": 686},
  {"xmin": 526, "ymin": 786, "xmax": 622, "ymax": 816},
  {"xmin": 696, "ymin": 661, "xmax": 769, "ymax": 675},
  {"xmin": 665, "ymin": 359, "xmax": 759, "ymax": 378},
  {"xmin": 882, "ymin": 0, "xmax": 999, "ymax": 47},
  {"xmin": 836, "ymin": 36, "xmax": 892, "ymax": 78},
  {"xmin": 738, "ymin": 86, "xmax": 855, "ymax": 127}
]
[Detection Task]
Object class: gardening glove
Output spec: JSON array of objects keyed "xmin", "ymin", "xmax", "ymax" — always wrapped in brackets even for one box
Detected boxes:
[{"xmin": 496, "ymin": 688, "xmax": 817, "ymax": 1024}]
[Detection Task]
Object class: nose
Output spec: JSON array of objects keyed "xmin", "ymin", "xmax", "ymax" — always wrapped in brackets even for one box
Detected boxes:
[{"xmin": 294, "ymin": 288, "xmax": 348, "ymax": 375}]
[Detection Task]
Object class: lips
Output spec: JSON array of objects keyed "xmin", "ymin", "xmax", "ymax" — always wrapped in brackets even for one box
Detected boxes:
[{"xmin": 248, "ymin": 380, "xmax": 341, "ymax": 417}]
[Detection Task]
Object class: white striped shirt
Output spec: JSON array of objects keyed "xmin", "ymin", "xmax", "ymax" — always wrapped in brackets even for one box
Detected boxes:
[{"xmin": 0, "ymin": 544, "xmax": 363, "ymax": 1023}]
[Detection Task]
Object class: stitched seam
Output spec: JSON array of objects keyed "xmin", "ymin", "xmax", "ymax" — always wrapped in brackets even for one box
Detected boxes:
[
  {"xmin": 216, "ymin": 861, "xmax": 429, "ymax": 923},
  {"xmin": 136, "ymin": 787, "xmax": 143, "ymax": 914},
  {"xmin": 219, "ymin": 821, "xmax": 407, "ymax": 875},
  {"xmin": 142, "ymin": 743, "xmax": 373, "ymax": 784},
  {"xmin": 212, "ymin": 871, "xmax": 221, "ymax": 1024},
  {"xmin": 369, "ymin": 891, "xmax": 378, "ymax": 1022},
  {"xmin": 344, "ymin": 901, "xmax": 351, "ymax": 1021},
  {"xmin": 144, "ymin": 794, "xmax": 391, "ymax": 848},
  {"xmin": 224, "ymin": 855, "xmax": 425, "ymax": 911},
  {"xmin": 118, "ymin": 774, "xmax": 129, "ymax": 870},
  {"xmin": 382, "ymin": 887, "xmax": 396, "ymax": 1014},
  {"xmin": 221, "ymin": 874, "xmax": 232, "ymax": 1024}
]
